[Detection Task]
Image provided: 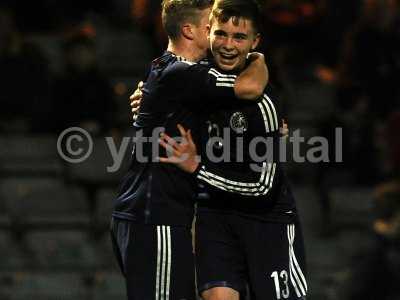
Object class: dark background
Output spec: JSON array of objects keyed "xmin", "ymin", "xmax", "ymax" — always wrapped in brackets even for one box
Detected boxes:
[{"xmin": 0, "ymin": 0, "xmax": 400, "ymax": 299}]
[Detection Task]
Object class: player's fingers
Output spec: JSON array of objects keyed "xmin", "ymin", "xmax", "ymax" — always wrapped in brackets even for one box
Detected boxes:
[
  {"xmin": 177, "ymin": 124, "xmax": 188, "ymax": 137},
  {"xmin": 159, "ymin": 138, "xmax": 181, "ymax": 156},
  {"xmin": 135, "ymin": 89, "xmax": 142, "ymax": 97},
  {"xmin": 129, "ymin": 91, "xmax": 139, "ymax": 100},
  {"xmin": 130, "ymin": 87, "xmax": 143, "ymax": 99},
  {"xmin": 130, "ymin": 100, "xmax": 140, "ymax": 109},
  {"xmin": 187, "ymin": 129, "xmax": 193, "ymax": 141},
  {"xmin": 160, "ymin": 135, "xmax": 182, "ymax": 153},
  {"xmin": 158, "ymin": 157, "xmax": 170, "ymax": 163},
  {"xmin": 130, "ymin": 91, "xmax": 142, "ymax": 102},
  {"xmin": 280, "ymin": 127, "xmax": 289, "ymax": 138},
  {"xmin": 131, "ymin": 99, "xmax": 141, "ymax": 108},
  {"xmin": 160, "ymin": 133, "xmax": 179, "ymax": 149},
  {"xmin": 281, "ymin": 119, "xmax": 288, "ymax": 135},
  {"xmin": 158, "ymin": 157, "xmax": 178, "ymax": 164},
  {"xmin": 129, "ymin": 94, "xmax": 139, "ymax": 103},
  {"xmin": 177, "ymin": 124, "xmax": 189, "ymax": 145},
  {"xmin": 138, "ymin": 81, "xmax": 144, "ymax": 90},
  {"xmin": 131, "ymin": 92, "xmax": 141, "ymax": 101},
  {"xmin": 187, "ymin": 130, "xmax": 196, "ymax": 147}
]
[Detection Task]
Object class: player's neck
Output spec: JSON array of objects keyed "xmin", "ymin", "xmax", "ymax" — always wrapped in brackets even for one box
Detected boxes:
[{"xmin": 167, "ymin": 40, "xmax": 204, "ymax": 63}]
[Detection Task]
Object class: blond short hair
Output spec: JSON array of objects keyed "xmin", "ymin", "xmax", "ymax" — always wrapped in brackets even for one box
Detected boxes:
[{"xmin": 162, "ymin": 0, "xmax": 213, "ymax": 41}]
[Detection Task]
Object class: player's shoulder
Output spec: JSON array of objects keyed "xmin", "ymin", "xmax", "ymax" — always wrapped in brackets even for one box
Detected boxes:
[
  {"xmin": 169, "ymin": 59, "xmax": 198, "ymax": 71},
  {"xmin": 150, "ymin": 51, "xmax": 197, "ymax": 70},
  {"xmin": 161, "ymin": 59, "xmax": 209, "ymax": 84},
  {"xmin": 167, "ymin": 58, "xmax": 207, "ymax": 73}
]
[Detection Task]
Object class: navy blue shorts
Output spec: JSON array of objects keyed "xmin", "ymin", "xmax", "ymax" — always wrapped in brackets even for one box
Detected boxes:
[
  {"xmin": 110, "ymin": 217, "xmax": 196, "ymax": 300},
  {"xmin": 195, "ymin": 212, "xmax": 308, "ymax": 300}
]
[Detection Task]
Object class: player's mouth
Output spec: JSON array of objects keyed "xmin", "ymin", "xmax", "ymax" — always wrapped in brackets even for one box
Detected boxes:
[
  {"xmin": 218, "ymin": 52, "xmax": 238, "ymax": 65},
  {"xmin": 220, "ymin": 52, "xmax": 238, "ymax": 59}
]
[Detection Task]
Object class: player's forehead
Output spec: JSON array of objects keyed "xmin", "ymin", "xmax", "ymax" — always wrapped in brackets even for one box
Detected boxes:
[{"xmin": 211, "ymin": 16, "xmax": 256, "ymax": 35}]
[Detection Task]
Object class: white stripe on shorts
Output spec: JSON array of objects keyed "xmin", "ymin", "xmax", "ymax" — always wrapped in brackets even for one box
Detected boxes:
[
  {"xmin": 290, "ymin": 225, "xmax": 307, "ymax": 292},
  {"xmin": 287, "ymin": 225, "xmax": 301, "ymax": 297},
  {"xmin": 156, "ymin": 226, "xmax": 172, "ymax": 300},
  {"xmin": 156, "ymin": 226, "xmax": 162, "ymax": 300},
  {"xmin": 287, "ymin": 224, "xmax": 307, "ymax": 297}
]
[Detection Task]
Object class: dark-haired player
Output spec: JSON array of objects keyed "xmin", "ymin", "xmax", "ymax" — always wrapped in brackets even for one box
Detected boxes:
[{"xmin": 158, "ymin": 1, "xmax": 308, "ymax": 300}]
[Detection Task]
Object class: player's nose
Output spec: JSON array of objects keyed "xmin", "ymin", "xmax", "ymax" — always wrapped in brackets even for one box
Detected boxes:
[{"xmin": 222, "ymin": 37, "xmax": 235, "ymax": 51}]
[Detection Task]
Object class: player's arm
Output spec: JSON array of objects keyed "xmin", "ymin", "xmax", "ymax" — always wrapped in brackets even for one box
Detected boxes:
[
  {"xmin": 196, "ymin": 54, "xmax": 268, "ymax": 103},
  {"xmin": 170, "ymin": 57, "xmax": 268, "ymax": 109},
  {"xmin": 129, "ymin": 57, "xmax": 269, "ymax": 116},
  {"xmin": 158, "ymin": 125, "xmax": 277, "ymax": 197},
  {"xmin": 234, "ymin": 52, "xmax": 268, "ymax": 100}
]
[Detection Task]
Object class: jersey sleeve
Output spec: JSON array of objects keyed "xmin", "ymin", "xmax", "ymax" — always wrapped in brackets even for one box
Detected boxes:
[
  {"xmin": 193, "ymin": 160, "xmax": 278, "ymax": 197},
  {"xmin": 164, "ymin": 62, "xmax": 240, "ymax": 109},
  {"xmin": 186, "ymin": 63, "xmax": 237, "ymax": 100}
]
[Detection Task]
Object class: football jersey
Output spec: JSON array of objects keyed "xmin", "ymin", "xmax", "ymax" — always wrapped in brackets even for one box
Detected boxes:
[
  {"xmin": 112, "ymin": 51, "xmax": 242, "ymax": 226},
  {"xmin": 194, "ymin": 69, "xmax": 297, "ymax": 223}
]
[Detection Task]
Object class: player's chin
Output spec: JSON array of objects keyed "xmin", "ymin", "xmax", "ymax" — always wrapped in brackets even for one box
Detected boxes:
[{"xmin": 216, "ymin": 61, "xmax": 237, "ymax": 72}]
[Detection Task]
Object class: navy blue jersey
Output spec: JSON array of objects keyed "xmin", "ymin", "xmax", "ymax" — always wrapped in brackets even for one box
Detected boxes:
[
  {"xmin": 112, "ymin": 52, "xmax": 241, "ymax": 226},
  {"xmin": 194, "ymin": 83, "xmax": 297, "ymax": 223}
]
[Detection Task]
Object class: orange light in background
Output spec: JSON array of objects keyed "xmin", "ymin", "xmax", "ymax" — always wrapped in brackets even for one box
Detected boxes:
[
  {"xmin": 81, "ymin": 23, "xmax": 96, "ymax": 38},
  {"xmin": 272, "ymin": 11, "xmax": 298, "ymax": 26},
  {"xmin": 63, "ymin": 22, "xmax": 96, "ymax": 40},
  {"xmin": 299, "ymin": 3, "xmax": 316, "ymax": 17},
  {"xmin": 114, "ymin": 82, "xmax": 128, "ymax": 96},
  {"xmin": 131, "ymin": 0, "xmax": 147, "ymax": 21}
]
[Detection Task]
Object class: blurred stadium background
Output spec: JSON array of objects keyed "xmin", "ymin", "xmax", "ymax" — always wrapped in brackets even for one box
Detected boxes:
[{"xmin": 0, "ymin": 0, "xmax": 400, "ymax": 299}]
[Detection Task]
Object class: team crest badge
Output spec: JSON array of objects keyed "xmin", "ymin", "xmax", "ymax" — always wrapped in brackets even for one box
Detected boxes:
[{"xmin": 230, "ymin": 111, "xmax": 248, "ymax": 134}]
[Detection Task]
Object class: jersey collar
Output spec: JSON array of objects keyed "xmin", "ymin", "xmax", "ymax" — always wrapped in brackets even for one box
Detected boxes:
[{"xmin": 166, "ymin": 51, "xmax": 197, "ymax": 63}]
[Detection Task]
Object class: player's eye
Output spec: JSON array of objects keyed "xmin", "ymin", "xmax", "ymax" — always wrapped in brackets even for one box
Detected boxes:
[
  {"xmin": 234, "ymin": 34, "xmax": 247, "ymax": 40},
  {"xmin": 214, "ymin": 30, "xmax": 227, "ymax": 37}
]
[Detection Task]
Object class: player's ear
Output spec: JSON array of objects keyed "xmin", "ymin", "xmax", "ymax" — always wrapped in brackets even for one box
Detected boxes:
[
  {"xmin": 206, "ymin": 24, "xmax": 211, "ymax": 39},
  {"xmin": 251, "ymin": 33, "xmax": 261, "ymax": 50},
  {"xmin": 182, "ymin": 23, "xmax": 194, "ymax": 40}
]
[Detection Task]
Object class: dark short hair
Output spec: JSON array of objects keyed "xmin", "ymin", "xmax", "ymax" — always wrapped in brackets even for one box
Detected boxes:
[
  {"xmin": 210, "ymin": 0, "xmax": 262, "ymax": 33},
  {"xmin": 162, "ymin": 0, "xmax": 213, "ymax": 41}
]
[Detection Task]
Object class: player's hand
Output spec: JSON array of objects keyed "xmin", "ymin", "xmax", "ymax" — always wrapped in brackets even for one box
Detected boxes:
[
  {"xmin": 280, "ymin": 119, "xmax": 289, "ymax": 139},
  {"xmin": 158, "ymin": 124, "xmax": 200, "ymax": 174},
  {"xmin": 130, "ymin": 81, "xmax": 144, "ymax": 121}
]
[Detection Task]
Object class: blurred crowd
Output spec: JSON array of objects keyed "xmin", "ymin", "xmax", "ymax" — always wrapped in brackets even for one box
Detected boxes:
[
  {"xmin": 0, "ymin": 7, "xmax": 116, "ymax": 136},
  {"xmin": 1, "ymin": 0, "xmax": 399, "ymax": 170},
  {"xmin": 0, "ymin": 0, "xmax": 400, "ymax": 298}
]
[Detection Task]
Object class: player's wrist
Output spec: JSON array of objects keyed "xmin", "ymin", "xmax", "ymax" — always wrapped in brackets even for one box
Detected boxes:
[{"xmin": 191, "ymin": 162, "xmax": 202, "ymax": 176}]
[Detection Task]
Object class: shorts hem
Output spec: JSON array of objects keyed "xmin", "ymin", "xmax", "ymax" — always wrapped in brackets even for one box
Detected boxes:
[{"xmin": 198, "ymin": 281, "xmax": 245, "ymax": 294}]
